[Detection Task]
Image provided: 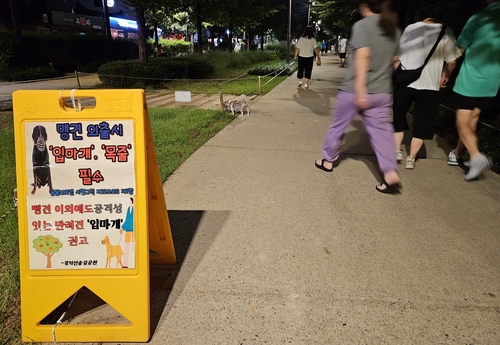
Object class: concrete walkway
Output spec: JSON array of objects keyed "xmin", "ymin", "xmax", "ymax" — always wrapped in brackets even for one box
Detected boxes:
[
  {"xmin": 4, "ymin": 54, "xmax": 500, "ymax": 344},
  {"xmin": 150, "ymin": 54, "xmax": 500, "ymax": 344}
]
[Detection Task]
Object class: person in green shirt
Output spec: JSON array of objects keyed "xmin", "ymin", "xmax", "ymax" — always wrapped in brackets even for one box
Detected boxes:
[{"xmin": 447, "ymin": 0, "xmax": 500, "ymax": 181}]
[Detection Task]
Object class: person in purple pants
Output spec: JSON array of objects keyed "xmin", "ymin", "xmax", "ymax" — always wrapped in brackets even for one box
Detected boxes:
[{"xmin": 315, "ymin": 0, "xmax": 402, "ymax": 193}]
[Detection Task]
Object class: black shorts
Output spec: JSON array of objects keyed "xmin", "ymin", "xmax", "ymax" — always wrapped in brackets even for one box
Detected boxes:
[
  {"xmin": 339, "ymin": 53, "xmax": 346, "ymax": 59},
  {"xmin": 453, "ymin": 92, "xmax": 495, "ymax": 110},
  {"xmin": 392, "ymin": 87, "xmax": 439, "ymax": 140}
]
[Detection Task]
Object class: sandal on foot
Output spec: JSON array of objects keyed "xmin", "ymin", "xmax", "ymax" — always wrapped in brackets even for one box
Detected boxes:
[
  {"xmin": 375, "ymin": 180, "xmax": 401, "ymax": 194},
  {"xmin": 315, "ymin": 159, "xmax": 333, "ymax": 172}
]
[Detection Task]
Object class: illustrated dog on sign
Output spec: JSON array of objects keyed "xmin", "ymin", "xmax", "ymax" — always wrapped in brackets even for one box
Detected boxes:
[
  {"xmin": 102, "ymin": 236, "xmax": 124, "ymax": 268},
  {"xmin": 224, "ymin": 95, "xmax": 250, "ymax": 117},
  {"xmin": 31, "ymin": 125, "xmax": 53, "ymax": 194}
]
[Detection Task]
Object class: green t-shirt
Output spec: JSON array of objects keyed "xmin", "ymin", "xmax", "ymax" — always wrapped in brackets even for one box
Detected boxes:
[{"xmin": 453, "ymin": 2, "xmax": 500, "ymax": 98}]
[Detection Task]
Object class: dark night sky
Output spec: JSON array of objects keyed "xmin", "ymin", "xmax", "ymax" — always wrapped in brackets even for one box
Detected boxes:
[{"xmin": 47, "ymin": 0, "xmax": 135, "ymax": 19}]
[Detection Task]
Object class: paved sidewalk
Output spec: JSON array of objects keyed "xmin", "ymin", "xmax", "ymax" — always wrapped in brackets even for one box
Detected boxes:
[
  {"xmin": 149, "ymin": 54, "xmax": 500, "ymax": 344},
  {"xmin": 6, "ymin": 55, "xmax": 500, "ymax": 344}
]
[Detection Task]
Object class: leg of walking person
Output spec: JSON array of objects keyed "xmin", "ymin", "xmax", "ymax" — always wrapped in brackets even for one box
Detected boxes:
[
  {"xmin": 392, "ymin": 87, "xmax": 415, "ymax": 162},
  {"xmin": 405, "ymin": 90, "xmax": 439, "ymax": 169},
  {"xmin": 448, "ymin": 94, "xmax": 481, "ymax": 166},
  {"xmin": 456, "ymin": 107, "xmax": 491, "ymax": 180},
  {"xmin": 361, "ymin": 93, "xmax": 401, "ymax": 192},
  {"xmin": 297, "ymin": 56, "xmax": 305, "ymax": 85},
  {"xmin": 316, "ymin": 91, "xmax": 359, "ymax": 171},
  {"xmin": 456, "ymin": 108, "xmax": 481, "ymax": 157},
  {"xmin": 304, "ymin": 56, "xmax": 314, "ymax": 88},
  {"xmin": 448, "ymin": 137, "xmax": 467, "ymax": 165}
]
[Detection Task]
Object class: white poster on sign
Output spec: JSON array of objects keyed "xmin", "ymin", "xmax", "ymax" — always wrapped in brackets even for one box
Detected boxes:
[{"xmin": 25, "ymin": 120, "xmax": 136, "ymax": 270}]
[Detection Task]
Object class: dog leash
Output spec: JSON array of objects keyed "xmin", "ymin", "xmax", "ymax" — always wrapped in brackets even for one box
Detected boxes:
[
  {"xmin": 0, "ymin": 191, "xmax": 17, "ymax": 220},
  {"xmin": 51, "ymin": 290, "xmax": 79, "ymax": 344}
]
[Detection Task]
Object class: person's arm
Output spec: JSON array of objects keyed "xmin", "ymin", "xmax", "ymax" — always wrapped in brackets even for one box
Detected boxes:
[
  {"xmin": 354, "ymin": 47, "xmax": 370, "ymax": 109},
  {"xmin": 440, "ymin": 60, "xmax": 457, "ymax": 88},
  {"xmin": 314, "ymin": 47, "xmax": 321, "ymax": 61},
  {"xmin": 393, "ymin": 56, "xmax": 400, "ymax": 70},
  {"xmin": 295, "ymin": 47, "xmax": 300, "ymax": 60}
]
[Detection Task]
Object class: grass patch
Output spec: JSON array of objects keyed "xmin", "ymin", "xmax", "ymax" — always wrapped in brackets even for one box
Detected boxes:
[
  {"xmin": 0, "ymin": 111, "xmax": 21, "ymax": 345},
  {"xmin": 149, "ymin": 107, "xmax": 235, "ymax": 181},
  {"xmin": 0, "ymin": 107, "xmax": 233, "ymax": 344},
  {"xmin": 165, "ymin": 75, "xmax": 288, "ymax": 96}
]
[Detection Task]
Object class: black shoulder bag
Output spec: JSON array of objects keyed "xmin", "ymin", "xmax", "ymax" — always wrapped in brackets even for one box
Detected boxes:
[{"xmin": 393, "ymin": 25, "xmax": 447, "ymax": 90}]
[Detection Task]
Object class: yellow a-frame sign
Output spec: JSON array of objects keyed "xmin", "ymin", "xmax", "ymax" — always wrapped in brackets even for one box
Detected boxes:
[{"xmin": 13, "ymin": 89, "xmax": 175, "ymax": 342}]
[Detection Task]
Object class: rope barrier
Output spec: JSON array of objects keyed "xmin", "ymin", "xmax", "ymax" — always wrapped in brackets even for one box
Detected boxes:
[
  {"xmin": 218, "ymin": 73, "xmax": 248, "ymax": 86},
  {"xmin": 98, "ymin": 74, "xmax": 237, "ymax": 82}
]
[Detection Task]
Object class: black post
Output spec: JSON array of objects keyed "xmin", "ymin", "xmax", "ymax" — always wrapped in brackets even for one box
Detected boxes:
[
  {"xmin": 286, "ymin": 0, "xmax": 291, "ymax": 64},
  {"xmin": 102, "ymin": 0, "xmax": 111, "ymax": 40}
]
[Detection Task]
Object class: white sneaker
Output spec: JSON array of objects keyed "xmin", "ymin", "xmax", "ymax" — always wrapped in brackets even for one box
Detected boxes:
[
  {"xmin": 396, "ymin": 150, "xmax": 403, "ymax": 163},
  {"xmin": 447, "ymin": 151, "xmax": 458, "ymax": 166},
  {"xmin": 405, "ymin": 157, "xmax": 415, "ymax": 170},
  {"xmin": 304, "ymin": 84, "xmax": 309, "ymax": 89},
  {"xmin": 464, "ymin": 154, "xmax": 492, "ymax": 181},
  {"xmin": 298, "ymin": 80, "xmax": 303, "ymax": 86}
]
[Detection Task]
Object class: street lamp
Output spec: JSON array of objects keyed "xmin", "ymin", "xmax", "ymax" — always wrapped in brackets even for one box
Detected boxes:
[
  {"xmin": 286, "ymin": 0, "xmax": 291, "ymax": 64},
  {"xmin": 307, "ymin": 1, "xmax": 315, "ymax": 26}
]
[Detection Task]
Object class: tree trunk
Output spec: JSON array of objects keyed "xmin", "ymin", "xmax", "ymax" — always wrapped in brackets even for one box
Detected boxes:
[
  {"xmin": 196, "ymin": 13, "xmax": 203, "ymax": 53},
  {"xmin": 136, "ymin": 6, "xmax": 148, "ymax": 63},
  {"xmin": 8, "ymin": 0, "xmax": 22, "ymax": 41},
  {"xmin": 45, "ymin": 253, "xmax": 53, "ymax": 268}
]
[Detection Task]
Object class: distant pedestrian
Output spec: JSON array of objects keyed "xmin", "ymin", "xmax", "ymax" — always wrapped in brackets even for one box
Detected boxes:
[
  {"xmin": 315, "ymin": 0, "xmax": 402, "ymax": 193},
  {"xmin": 321, "ymin": 40, "xmax": 327, "ymax": 55},
  {"xmin": 338, "ymin": 34, "xmax": 348, "ymax": 67},
  {"xmin": 448, "ymin": 0, "xmax": 500, "ymax": 180},
  {"xmin": 295, "ymin": 26, "xmax": 321, "ymax": 89},
  {"xmin": 157, "ymin": 44, "xmax": 164, "ymax": 56},
  {"xmin": 392, "ymin": 7, "xmax": 462, "ymax": 170},
  {"xmin": 234, "ymin": 39, "xmax": 241, "ymax": 52}
]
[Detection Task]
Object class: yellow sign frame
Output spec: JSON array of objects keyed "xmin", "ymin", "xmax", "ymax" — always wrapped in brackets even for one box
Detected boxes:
[{"xmin": 13, "ymin": 89, "xmax": 175, "ymax": 342}]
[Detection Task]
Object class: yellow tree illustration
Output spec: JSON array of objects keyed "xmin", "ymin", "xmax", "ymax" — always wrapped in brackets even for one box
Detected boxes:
[{"xmin": 33, "ymin": 235, "xmax": 63, "ymax": 268}]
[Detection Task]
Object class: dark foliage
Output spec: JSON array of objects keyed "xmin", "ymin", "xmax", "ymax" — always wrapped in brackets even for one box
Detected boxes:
[
  {"xmin": 0, "ymin": 30, "xmax": 138, "ymax": 74},
  {"xmin": 97, "ymin": 57, "xmax": 214, "ymax": 88}
]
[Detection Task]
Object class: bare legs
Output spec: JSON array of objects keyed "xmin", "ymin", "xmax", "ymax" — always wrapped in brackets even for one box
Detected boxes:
[
  {"xmin": 394, "ymin": 132, "xmax": 424, "ymax": 160},
  {"xmin": 454, "ymin": 107, "xmax": 481, "ymax": 158}
]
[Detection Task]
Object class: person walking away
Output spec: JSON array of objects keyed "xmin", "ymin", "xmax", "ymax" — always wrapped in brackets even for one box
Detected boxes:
[
  {"xmin": 234, "ymin": 39, "xmax": 241, "ymax": 52},
  {"xmin": 393, "ymin": 7, "xmax": 462, "ymax": 169},
  {"xmin": 321, "ymin": 40, "xmax": 327, "ymax": 55},
  {"xmin": 315, "ymin": 0, "xmax": 402, "ymax": 193},
  {"xmin": 295, "ymin": 26, "xmax": 321, "ymax": 89},
  {"xmin": 339, "ymin": 34, "xmax": 348, "ymax": 67},
  {"xmin": 447, "ymin": 0, "xmax": 500, "ymax": 180}
]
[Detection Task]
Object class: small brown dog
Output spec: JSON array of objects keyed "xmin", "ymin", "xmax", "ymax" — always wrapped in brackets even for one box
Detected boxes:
[
  {"xmin": 224, "ymin": 97, "xmax": 250, "ymax": 117},
  {"xmin": 101, "ymin": 236, "xmax": 124, "ymax": 268}
]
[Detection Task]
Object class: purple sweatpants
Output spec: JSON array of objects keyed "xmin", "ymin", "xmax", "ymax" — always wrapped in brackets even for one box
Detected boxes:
[{"xmin": 322, "ymin": 91, "xmax": 397, "ymax": 173}]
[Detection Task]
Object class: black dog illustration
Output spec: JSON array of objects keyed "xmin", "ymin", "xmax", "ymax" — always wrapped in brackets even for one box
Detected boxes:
[{"xmin": 31, "ymin": 125, "xmax": 53, "ymax": 194}]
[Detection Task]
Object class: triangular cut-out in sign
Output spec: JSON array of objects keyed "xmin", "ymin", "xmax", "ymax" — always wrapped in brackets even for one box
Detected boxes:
[{"xmin": 40, "ymin": 286, "xmax": 131, "ymax": 325}]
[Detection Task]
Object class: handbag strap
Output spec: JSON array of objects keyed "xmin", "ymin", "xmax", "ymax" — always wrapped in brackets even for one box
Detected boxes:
[{"xmin": 422, "ymin": 25, "xmax": 447, "ymax": 67}]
